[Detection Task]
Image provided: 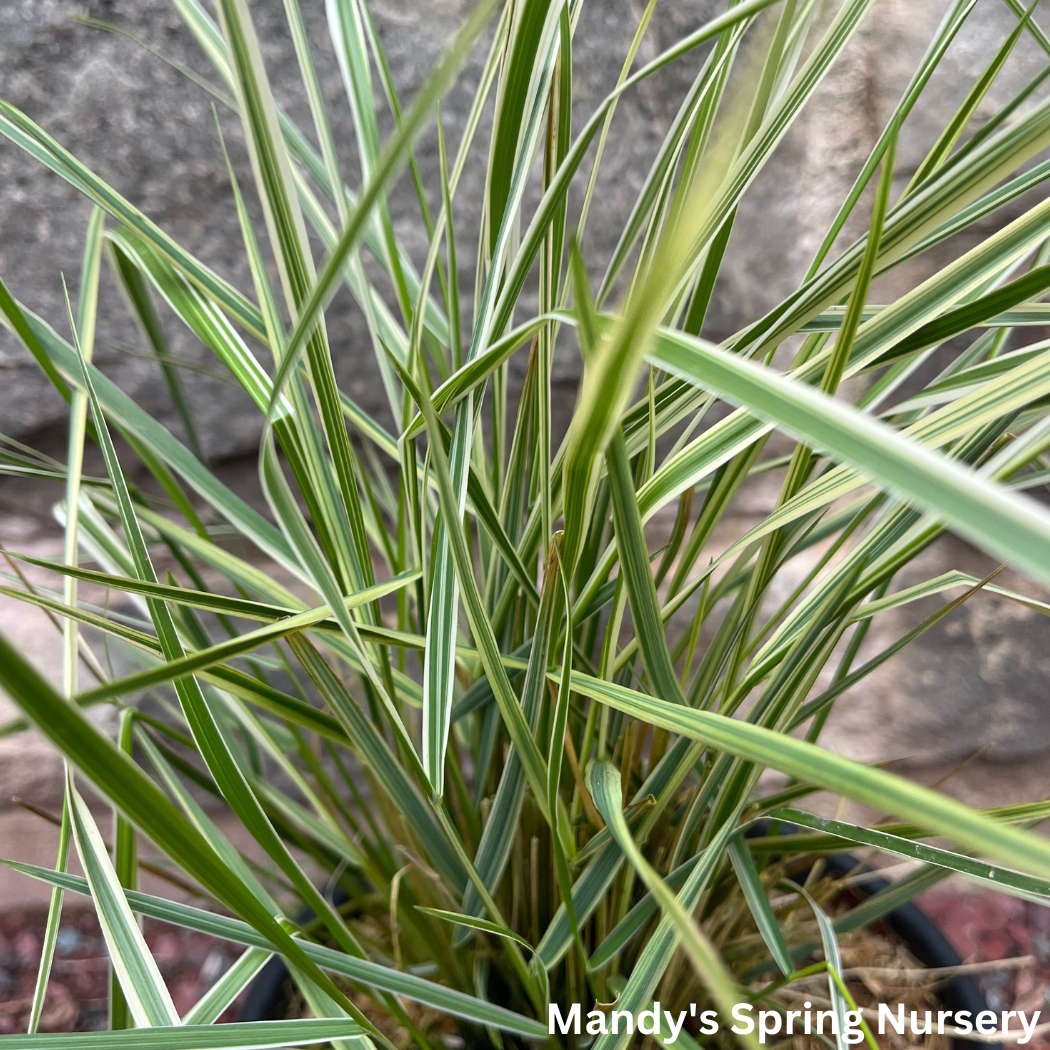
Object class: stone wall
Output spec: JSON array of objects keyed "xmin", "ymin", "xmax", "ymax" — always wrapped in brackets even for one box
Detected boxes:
[
  {"xmin": 0, "ymin": 0, "xmax": 724, "ymax": 453},
  {"xmin": 4, "ymin": 0, "xmax": 1047, "ymax": 452}
]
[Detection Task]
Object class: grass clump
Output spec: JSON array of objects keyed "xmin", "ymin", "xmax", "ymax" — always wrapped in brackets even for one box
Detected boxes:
[{"xmin": 2, "ymin": 0, "xmax": 1050, "ymax": 1047}]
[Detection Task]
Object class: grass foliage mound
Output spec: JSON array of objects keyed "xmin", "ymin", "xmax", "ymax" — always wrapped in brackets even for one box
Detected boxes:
[{"xmin": 2, "ymin": 0, "xmax": 1050, "ymax": 1046}]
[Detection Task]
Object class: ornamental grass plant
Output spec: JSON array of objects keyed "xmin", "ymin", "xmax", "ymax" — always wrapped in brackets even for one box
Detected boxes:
[{"xmin": 2, "ymin": 0, "xmax": 1050, "ymax": 1047}]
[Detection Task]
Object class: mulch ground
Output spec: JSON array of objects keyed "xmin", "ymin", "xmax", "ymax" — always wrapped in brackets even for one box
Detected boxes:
[
  {"xmin": 0, "ymin": 888, "xmax": 1048, "ymax": 1037},
  {"xmin": 0, "ymin": 905, "xmax": 243, "ymax": 1032},
  {"xmin": 919, "ymin": 886, "xmax": 1050, "ymax": 1046}
]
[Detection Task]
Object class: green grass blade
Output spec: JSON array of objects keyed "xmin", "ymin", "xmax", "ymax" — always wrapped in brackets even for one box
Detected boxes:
[
  {"xmin": 68, "ymin": 785, "xmax": 180, "ymax": 1026},
  {"xmin": 648, "ymin": 332, "xmax": 1050, "ymax": 587},
  {"xmin": 874, "ymin": 263, "xmax": 1050, "ymax": 366},
  {"xmin": 572, "ymin": 671, "xmax": 1050, "ymax": 879},
  {"xmin": 287, "ymin": 635, "xmax": 465, "ymax": 890},
  {"xmin": 75, "ymin": 571, "xmax": 417, "ymax": 705},
  {"xmin": 792, "ymin": 885, "xmax": 848, "ymax": 1050},
  {"xmin": 905, "ymin": 1, "xmax": 1034, "ymax": 193},
  {"xmin": 0, "ymin": 1021, "xmax": 365, "ymax": 1050},
  {"xmin": 587, "ymin": 853, "xmax": 699, "ymax": 972},
  {"xmin": 258, "ymin": 434, "xmax": 420, "ymax": 773},
  {"xmin": 804, "ymin": 0, "xmax": 978, "ymax": 276},
  {"xmin": 327, "ymin": 0, "xmax": 410, "ymax": 323},
  {"xmin": 588, "ymin": 811, "xmax": 737, "ymax": 1009},
  {"xmin": 416, "ymin": 907, "xmax": 532, "ymax": 949},
  {"xmin": 412, "ymin": 0, "xmax": 560, "ymax": 797},
  {"xmin": 1, "ymin": 862, "xmax": 549, "ymax": 1039},
  {"xmin": 750, "ymin": 98, "xmax": 1050, "ymax": 360},
  {"xmin": 269, "ymin": 0, "xmax": 497, "ymax": 415},
  {"xmin": 487, "ymin": 0, "xmax": 559, "ymax": 254},
  {"xmin": 588, "ymin": 761, "xmax": 758, "ymax": 1050},
  {"xmin": 458, "ymin": 541, "xmax": 561, "ymax": 929},
  {"xmin": 820, "ymin": 124, "xmax": 897, "ymax": 394},
  {"xmin": 12, "ymin": 300, "xmax": 298, "ymax": 572},
  {"xmin": 405, "ymin": 346, "xmax": 550, "ymax": 812},
  {"xmin": 170, "ymin": 0, "xmax": 447, "ymax": 346},
  {"xmin": 109, "ymin": 240, "xmax": 204, "ymax": 462},
  {"xmin": 618, "ymin": 126, "xmax": 1050, "ymax": 541},
  {"xmin": 8, "ymin": 554, "xmax": 304, "ymax": 621},
  {"xmin": 597, "ymin": 23, "xmax": 745, "ymax": 308},
  {"xmin": 727, "ymin": 834, "xmax": 792, "ymax": 977},
  {"xmin": 105, "ymin": 230, "xmax": 277, "ymax": 416},
  {"xmin": 0, "ymin": 272, "xmax": 72, "ymax": 402},
  {"xmin": 768, "ymin": 808, "xmax": 1050, "ymax": 904},
  {"xmin": 495, "ymin": 0, "xmax": 782, "ymax": 354},
  {"xmin": 703, "ymin": 342, "xmax": 1050, "ymax": 566},
  {"xmin": 0, "ymin": 101, "xmax": 266, "ymax": 340},
  {"xmin": 0, "ymin": 584, "xmax": 358, "ymax": 742},
  {"xmin": 69, "ymin": 337, "xmax": 379, "ymax": 1023},
  {"xmin": 218, "ymin": 0, "xmax": 374, "ymax": 598},
  {"xmin": 26, "ymin": 797, "xmax": 71, "ymax": 1034},
  {"xmin": 676, "ymin": 0, "xmax": 877, "ymax": 299},
  {"xmin": 137, "ymin": 731, "xmax": 280, "ymax": 915},
  {"xmin": 405, "ymin": 314, "xmax": 563, "ymax": 432},
  {"xmin": 607, "ymin": 431, "xmax": 686, "ymax": 704},
  {"xmin": 28, "ymin": 211, "xmax": 106, "ymax": 1036},
  {"xmin": 110, "ymin": 710, "xmax": 138, "ymax": 1031},
  {"xmin": 559, "ymin": 0, "xmax": 846, "ymax": 569}
]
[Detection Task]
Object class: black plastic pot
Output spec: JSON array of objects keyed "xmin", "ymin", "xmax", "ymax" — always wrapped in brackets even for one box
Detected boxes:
[
  {"xmin": 238, "ymin": 951, "xmax": 297, "ymax": 1022},
  {"xmin": 811, "ymin": 854, "xmax": 998, "ymax": 1050},
  {"xmin": 239, "ymin": 859, "xmax": 1000, "ymax": 1050},
  {"xmin": 239, "ymin": 887, "xmax": 347, "ymax": 1022}
]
